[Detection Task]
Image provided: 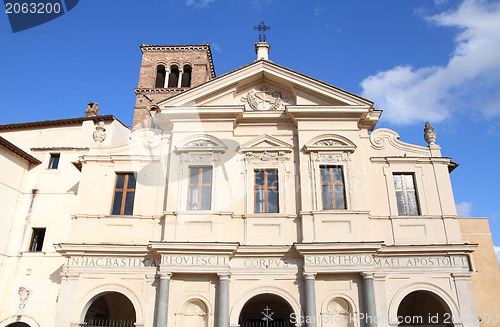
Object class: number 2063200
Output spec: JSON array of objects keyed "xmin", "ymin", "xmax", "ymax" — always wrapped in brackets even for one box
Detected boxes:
[{"xmin": 5, "ymin": 2, "xmax": 62, "ymax": 14}]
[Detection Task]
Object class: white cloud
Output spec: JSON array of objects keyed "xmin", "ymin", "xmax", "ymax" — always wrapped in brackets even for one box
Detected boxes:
[
  {"xmin": 360, "ymin": 0, "xmax": 500, "ymax": 124},
  {"xmin": 314, "ymin": 4, "xmax": 324, "ymax": 16},
  {"xmin": 456, "ymin": 201, "xmax": 472, "ymax": 217},
  {"xmin": 186, "ymin": 0, "xmax": 214, "ymax": 8},
  {"xmin": 495, "ymin": 246, "xmax": 500, "ymax": 269},
  {"xmin": 212, "ymin": 43, "xmax": 222, "ymax": 53}
]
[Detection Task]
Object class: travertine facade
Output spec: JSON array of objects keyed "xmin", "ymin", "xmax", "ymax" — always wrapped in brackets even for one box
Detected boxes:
[{"xmin": 0, "ymin": 42, "xmax": 498, "ymax": 327}]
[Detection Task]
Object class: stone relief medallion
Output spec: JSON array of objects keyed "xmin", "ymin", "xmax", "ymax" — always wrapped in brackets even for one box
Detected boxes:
[
  {"xmin": 241, "ymin": 87, "xmax": 289, "ymax": 111},
  {"xmin": 142, "ymin": 130, "xmax": 162, "ymax": 149}
]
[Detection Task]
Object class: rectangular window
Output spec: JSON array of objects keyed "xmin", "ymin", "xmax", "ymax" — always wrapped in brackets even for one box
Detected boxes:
[
  {"xmin": 320, "ymin": 166, "xmax": 346, "ymax": 210},
  {"xmin": 111, "ymin": 173, "xmax": 136, "ymax": 215},
  {"xmin": 48, "ymin": 153, "xmax": 60, "ymax": 169},
  {"xmin": 188, "ymin": 167, "xmax": 212, "ymax": 210},
  {"xmin": 29, "ymin": 228, "xmax": 46, "ymax": 252},
  {"xmin": 255, "ymin": 169, "xmax": 279, "ymax": 213},
  {"xmin": 393, "ymin": 173, "xmax": 419, "ymax": 216}
]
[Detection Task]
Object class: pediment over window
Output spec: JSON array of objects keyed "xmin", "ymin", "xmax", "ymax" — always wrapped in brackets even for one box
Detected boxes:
[
  {"xmin": 175, "ymin": 134, "xmax": 227, "ymax": 153},
  {"xmin": 240, "ymin": 134, "xmax": 293, "ymax": 153},
  {"xmin": 304, "ymin": 134, "xmax": 356, "ymax": 153}
]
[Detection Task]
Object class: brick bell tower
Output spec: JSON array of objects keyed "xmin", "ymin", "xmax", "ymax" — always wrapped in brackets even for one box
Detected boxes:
[{"xmin": 132, "ymin": 43, "xmax": 216, "ymax": 128}]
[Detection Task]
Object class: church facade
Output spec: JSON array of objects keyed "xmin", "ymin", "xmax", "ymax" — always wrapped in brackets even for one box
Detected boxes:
[{"xmin": 1, "ymin": 42, "xmax": 498, "ymax": 327}]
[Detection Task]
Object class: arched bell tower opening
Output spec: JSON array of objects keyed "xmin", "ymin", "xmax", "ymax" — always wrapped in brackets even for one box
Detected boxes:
[
  {"xmin": 83, "ymin": 292, "xmax": 136, "ymax": 327},
  {"xmin": 239, "ymin": 293, "xmax": 294, "ymax": 327},
  {"xmin": 397, "ymin": 291, "xmax": 453, "ymax": 326}
]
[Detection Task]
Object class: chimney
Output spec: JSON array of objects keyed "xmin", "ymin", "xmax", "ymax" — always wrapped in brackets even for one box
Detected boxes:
[
  {"xmin": 85, "ymin": 102, "xmax": 99, "ymax": 117},
  {"xmin": 255, "ymin": 42, "xmax": 270, "ymax": 60}
]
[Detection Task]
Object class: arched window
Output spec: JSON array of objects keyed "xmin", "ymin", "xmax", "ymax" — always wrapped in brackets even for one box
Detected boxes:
[
  {"xmin": 155, "ymin": 65, "xmax": 166, "ymax": 88},
  {"xmin": 181, "ymin": 64, "xmax": 192, "ymax": 87},
  {"xmin": 168, "ymin": 65, "xmax": 180, "ymax": 88}
]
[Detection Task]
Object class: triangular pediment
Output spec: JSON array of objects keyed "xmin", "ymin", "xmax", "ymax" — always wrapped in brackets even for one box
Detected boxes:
[
  {"xmin": 158, "ymin": 60, "xmax": 373, "ymax": 110},
  {"xmin": 240, "ymin": 134, "xmax": 293, "ymax": 153}
]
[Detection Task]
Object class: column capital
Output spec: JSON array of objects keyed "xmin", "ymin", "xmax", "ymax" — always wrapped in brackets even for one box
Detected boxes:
[
  {"xmin": 217, "ymin": 272, "xmax": 231, "ymax": 280},
  {"xmin": 303, "ymin": 272, "xmax": 317, "ymax": 280},
  {"xmin": 451, "ymin": 272, "xmax": 472, "ymax": 280},
  {"xmin": 361, "ymin": 272, "xmax": 375, "ymax": 279},
  {"xmin": 159, "ymin": 272, "xmax": 172, "ymax": 280}
]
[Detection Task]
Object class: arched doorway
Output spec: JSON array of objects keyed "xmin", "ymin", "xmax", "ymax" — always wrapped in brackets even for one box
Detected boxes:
[
  {"xmin": 397, "ymin": 291, "xmax": 453, "ymax": 326},
  {"xmin": 7, "ymin": 323, "xmax": 30, "ymax": 327},
  {"xmin": 239, "ymin": 293, "xmax": 294, "ymax": 327},
  {"xmin": 83, "ymin": 292, "xmax": 136, "ymax": 327}
]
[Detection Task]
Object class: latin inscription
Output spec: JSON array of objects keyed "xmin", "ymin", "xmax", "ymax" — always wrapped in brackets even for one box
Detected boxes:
[
  {"xmin": 305, "ymin": 255, "xmax": 468, "ymax": 268},
  {"xmin": 69, "ymin": 257, "xmax": 158, "ymax": 267},
  {"xmin": 162, "ymin": 255, "xmax": 229, "ymax": 266},
  {"xmin": 243, "ymin": 258, "xmax": 291, "ymax": 268}
]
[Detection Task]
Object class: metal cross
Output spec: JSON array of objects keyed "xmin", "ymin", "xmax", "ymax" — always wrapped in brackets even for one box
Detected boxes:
[
  {"xmin": 254, "ymin": 21, "xmax": 271, "ymax": 42},
  {"xmin": 261, "ymin": 306, "xmax": 274, "ymax": 327}
]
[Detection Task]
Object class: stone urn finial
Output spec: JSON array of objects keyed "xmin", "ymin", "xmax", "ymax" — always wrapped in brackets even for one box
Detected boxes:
[
  {"xmin": 93, "ymin": 121, "xmax": 106, "ymax": 143},
  {"xmin": 424, "ymin": 122, "xmax": 436, "ymax": 145}
]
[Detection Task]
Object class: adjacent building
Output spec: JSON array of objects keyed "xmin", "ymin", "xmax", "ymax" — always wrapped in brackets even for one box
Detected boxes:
[{"xmin": 1, "ymin": 42, "xmax": 499, "ymax": 327}]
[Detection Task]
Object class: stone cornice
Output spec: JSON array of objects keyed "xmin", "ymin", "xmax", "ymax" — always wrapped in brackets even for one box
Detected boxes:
[
  {"xmin": 294, "ymin": 242, "xmax": 384, "ymax": 255},
  {"xmin": 149, "ymin": 241, "xmax": 240, "ymax": 256},
  {"xmin": 54, "ymin": 243, "xmax": 150, "ymax": 256}
]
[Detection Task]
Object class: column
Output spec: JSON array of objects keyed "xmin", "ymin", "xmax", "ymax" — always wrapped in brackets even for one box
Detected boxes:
[
  {"xmin": 362, "ymin": 272, "xmax": 377, "ymax": 327},
  {"xmin": 303, "ymin": 273, "xmax": 317, "ymax": 327},
  {"xmin": 163, "ymin": 68, "xmax": 170, "ymax": 88},
  {"xmin": 217, "ymin": 273, "xmax": 230, "ymax": 327},
  {"xmin": 156, "ymin": 272, "xmax": 172, "ymax": 327},
  {"xmin": 55, "ymin": 270, "xmax": 79, "ymax": 327},
  {"xmin": 177, "ymin": 68, "xmax": 183, "ymax": 88},
  {"xmin": 452, "ymin": 273, "xmax": 479, "ymax": 327}
]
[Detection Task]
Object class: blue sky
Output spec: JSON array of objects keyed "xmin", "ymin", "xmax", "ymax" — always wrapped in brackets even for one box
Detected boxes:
[{"xmin": 1, "ymin": 0, "xmax": 499, "ymax": 262}]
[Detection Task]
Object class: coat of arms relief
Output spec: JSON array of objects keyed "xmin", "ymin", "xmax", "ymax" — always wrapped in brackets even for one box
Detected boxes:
[{"xmin": 241, "ymin": 87, "xmax": 290, "ymax": 111}]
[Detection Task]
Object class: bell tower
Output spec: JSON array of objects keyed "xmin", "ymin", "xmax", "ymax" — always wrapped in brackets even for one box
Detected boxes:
[{"xmin": 133, "ymin": 43, "xmax": 216, "ymax": 128}]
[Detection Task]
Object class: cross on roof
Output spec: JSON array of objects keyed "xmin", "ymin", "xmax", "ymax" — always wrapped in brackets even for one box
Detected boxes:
[{"xmin": 254, "ymin": 21, "xmax": 271, "ymax": 42}]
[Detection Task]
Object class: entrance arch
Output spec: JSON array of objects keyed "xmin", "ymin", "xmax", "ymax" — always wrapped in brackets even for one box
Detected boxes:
[
  {"xmin": 83, "ymin": 292, "xmax": 136, "ymax": 327},
  {"xmin": 6, "ymin": 324, "xmax": 30, "ymax": 327},
  {"xmin": 239, "ymin": 293, "xmax": 294, "ymax": 327},
  {"xmin": 397, "ymin": 291, "xmax": 453, "ymax": 326}
]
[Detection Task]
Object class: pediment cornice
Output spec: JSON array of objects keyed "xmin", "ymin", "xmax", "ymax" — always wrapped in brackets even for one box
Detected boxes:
[
  {"xmin": 240, "ymin": 134, "xmax": 293, "ymax": 153},
  {"xmin": 304, "ymin": 134, "xmax": 357, "ymax": 153}
]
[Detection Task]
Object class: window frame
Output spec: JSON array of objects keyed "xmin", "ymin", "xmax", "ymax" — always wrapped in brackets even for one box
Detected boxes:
[
  {"xmin": 110, "ymin": 172, "xmax": 136, "ymax": 216},
  {"xmin": 48, "ymin": 153, "xmax": 60, "ymax": 169},
  {"xmin": 320, "ymin": 165, "xmax": 347, "ymax": 210},
  {"xmin": 29, "ymin": 227, "xmax": 46, "ymax": 252},
  {"xmin": 254, "ymin": 169, "xmax": 279, "ymax": 213},
  {"xmin": 187, "ymin": 166, "xmax": 213, "ymax": 210},
  {"xmin": 393, "ymin": 173, "xmax": 420, "ymax": 216}
]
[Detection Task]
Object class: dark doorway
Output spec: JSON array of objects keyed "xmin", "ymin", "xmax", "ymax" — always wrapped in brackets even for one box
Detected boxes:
[
  {"xmin": 7, "ymin": 323, "xmax": 31, "ymax": 327},
  {"xmin": 397, "ymin": 291, "xmax": 453, "ymax": 326},
  {"xmin": 84, "ymin": 292, "xmax": 136, "ymax": 327},
  {"xmin": 239, "ymin": 293, "xmax": 294, "ymax": 327}
]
